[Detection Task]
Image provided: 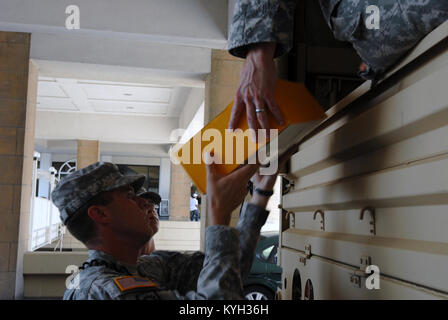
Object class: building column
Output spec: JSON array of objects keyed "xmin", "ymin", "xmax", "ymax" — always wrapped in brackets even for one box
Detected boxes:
[
  {"xmin": 57, "ymin": 140, "xmax": 102, "ymax": 251},
  {"xmin": 0, "ymin": 31, "xmax": 36, "ymax": 299},
  {"xmin": 168, "ymin": 162, "xmax": 191, "ymax": 221},
  {"xmin": 77, "ymin": 140, "xmax": 100, "ymax": 170},
  {"xmin": 200, "ymin": 50, "xmax": 245, "ymax": 250}
]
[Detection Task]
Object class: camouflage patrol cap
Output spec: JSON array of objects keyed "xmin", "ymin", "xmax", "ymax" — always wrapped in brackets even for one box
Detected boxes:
[{"xmin": 51, "ymin": 162, "xmax": 146, "ymax": 225}]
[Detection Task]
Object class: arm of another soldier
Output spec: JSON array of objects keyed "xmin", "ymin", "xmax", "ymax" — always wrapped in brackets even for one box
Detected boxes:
[
  {"xmin": 92, "ymin": 226, "xmax": 242, "ymax": 300},
  {"xmin": 236, "ymin": 145, "xmax": 298, "ymax": 281},
  {"xmin": 137, "ymin": 205, "xmax": 268, "ymax": 295},
  {"xmin": 137, "ymin": 204, "xmax": 269, "ymax": 295},
  {"xmin": 228, "ymin": 0, "xmax": 297, "ymax": 59},
  {"xmin": 137, "ymin": 148, "xmax": 295, "ymax": 293},
  {"xmin": 228, "ymin": 0, "xmax": 297, "ymax": 132},
  {"xmin": 137, "ymin": 156, "xmax": 260, "ymax": 299},
  {"xmin": 175, "ymin": 158, "xmax": 260, "ymax": 299}
]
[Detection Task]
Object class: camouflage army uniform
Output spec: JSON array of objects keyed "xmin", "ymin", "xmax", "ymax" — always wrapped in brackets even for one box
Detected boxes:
[
  {"xmin": 64, "ymin": 202, "xmax": 269, "ymax": 300},
  {"xmin": 228, "ymin": 0, "xmax": 448, "ymax": 79},
  {"xmin": 136, "ymin": 202, "xmax": 267, "ymax": 295},
  {"xmin": 55, "ymin": 162, "xmax": 270, "ymax": 300}
]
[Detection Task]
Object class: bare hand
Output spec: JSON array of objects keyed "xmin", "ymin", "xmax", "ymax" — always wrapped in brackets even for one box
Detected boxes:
[
  {"xmin": 205, "ymin": 153, "xmax": 260, "ymax": 226},
  {"xmin": 229, "ymin": 43, "xmax": 285, "ymax": 134}
]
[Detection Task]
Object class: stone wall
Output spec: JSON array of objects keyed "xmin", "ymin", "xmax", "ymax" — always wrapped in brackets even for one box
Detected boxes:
[{"xmin": 0, "ymin": 31, "xmax": 36, "ymax": 299}]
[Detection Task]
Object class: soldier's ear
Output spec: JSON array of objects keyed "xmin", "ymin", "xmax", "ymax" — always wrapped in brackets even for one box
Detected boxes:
[{"xmin": 87, "ymin": 205, "xmax": 111, "ymax": 224}]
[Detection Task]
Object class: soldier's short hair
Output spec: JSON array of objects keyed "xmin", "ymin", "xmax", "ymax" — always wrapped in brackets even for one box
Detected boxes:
[{"xmin": 66, "ymin": 191, "xmax": 114, "ymax": 244}]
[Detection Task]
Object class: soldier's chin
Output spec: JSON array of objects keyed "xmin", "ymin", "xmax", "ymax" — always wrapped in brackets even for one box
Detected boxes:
[{"xmin": 147, "ymin": 220, "xmax": 158, "ymax": 231}]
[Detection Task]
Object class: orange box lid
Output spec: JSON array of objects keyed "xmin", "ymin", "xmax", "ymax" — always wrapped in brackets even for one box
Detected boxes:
[{"xmin": 172, "ymin": 79, "xmax": 326, "ymax": 194}]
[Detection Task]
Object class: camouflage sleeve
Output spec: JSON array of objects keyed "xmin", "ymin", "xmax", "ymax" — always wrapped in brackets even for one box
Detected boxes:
[
  {"xmin": 178, "ymin": 225, "xmax": 244, "ymax": 299},
  {"xmin": 228, "ymin": 0, "xmax": 297, "ymax": 59},
  {"xmin": 138, "ymin": 203, "xmax": 269, "ymax": 296},
  {"xmin": 137, "ymin": 226, "xmax": 243, "ymax": 299},
  {"xmin": 81, "ymin": 226, "xmax": 242, "ymax": 300},
  {"xmin": 236, "ymin": 202, "xmax": 270, "ymax": 281},
  {"xmin": 137, "ymin": 250, "xmax": 205, "ymax": 294}
]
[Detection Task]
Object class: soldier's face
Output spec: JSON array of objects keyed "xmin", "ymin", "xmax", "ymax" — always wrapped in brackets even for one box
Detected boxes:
[
  {"xmin": 138, "ymin": 197, "xmax": 159, "ymax": 234},
  {"xmin": 106, "ymin": 186, "xmax": 158, "ymax": 242}
]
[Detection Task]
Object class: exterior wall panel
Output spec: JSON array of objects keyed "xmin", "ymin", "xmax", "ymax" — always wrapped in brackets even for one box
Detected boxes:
[{"xmin": 280, "ymin": 22, "xmax": 448, "ymax": 299}]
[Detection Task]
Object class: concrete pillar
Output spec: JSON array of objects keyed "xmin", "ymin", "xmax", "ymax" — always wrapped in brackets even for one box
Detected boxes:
[
  {"xmin": 201, "ymin": 49, "xmax": 245, "ymax": 238},
  {"xmin": 204, "ymin": 50, "xmax": 244, "ymax": 122},
  {"xmin": 77, "ymin": 140, "xmax": 100, "ymax": 170},
  {"xmin": 37, "ymin": 153, "xmax": 51, "ymax": 198},
  {"xmin": 60, "ymin": 141, "xmax": 99, "ymax": 250},
  {"xmin": 0, "ymin": 31, "xmax": 37, "ymax": 299},
  {"xmin": 168, "ymin": 162, "xmax": 191, "ymax": 221}
]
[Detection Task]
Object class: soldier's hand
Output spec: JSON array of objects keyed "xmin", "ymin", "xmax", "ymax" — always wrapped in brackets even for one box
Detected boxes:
[
  {"xmin": 205, "ymin": 152, "xmax": 259, "ymax": 226},
  {"xmin": 228, "ymin": 42, "xmax": 285, "ymax": 136}
]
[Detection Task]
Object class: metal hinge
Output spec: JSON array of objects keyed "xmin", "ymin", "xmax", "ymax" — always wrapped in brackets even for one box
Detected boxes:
[
  {"xmin": 280, "ymin": 174, "xmax": 295, "ymax": 195},
  {"xmin": 305, "ymin": 244, "xmax": 311, "ymax": 259},
  {"xmin": 359, "ymin": 256, "xmax": 372, "ymax": 273},
  {"xmin": 350, "ymin": 274, "xmax": 362, "ymax": 288},
  {"xmin": 349, "ymin": 256, "xmax": 372, "ymax": 288},
  {"xmin": 286, "ymin": 211, "xmax": 296, "ymax": 228},
  {"xmin": 298, "ymin": 245, "xmax": 312, "ymax": 266}
]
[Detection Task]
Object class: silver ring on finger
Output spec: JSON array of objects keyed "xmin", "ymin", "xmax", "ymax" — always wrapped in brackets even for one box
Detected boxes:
[{"xmin": 255, "ymin": 108, "xmax": 266, "ymax": 113}]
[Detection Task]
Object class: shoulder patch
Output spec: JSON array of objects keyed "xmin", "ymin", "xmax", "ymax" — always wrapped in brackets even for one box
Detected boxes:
[{"xmin": 113, "ymin": 276, "xmax": 158, "ymax": 292}]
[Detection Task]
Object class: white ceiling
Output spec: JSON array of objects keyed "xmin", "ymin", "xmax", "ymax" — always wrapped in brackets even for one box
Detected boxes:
[
  {"xmin": 37, "ymin": 77, "xmax": 193, "ymax": 117},
  {"xmin": 0, "ymin": 0, "xmax": 228, "ymax": 48},
  {"xmin": 34, "ymin": 139, "xmax": 171, "ymax": 158}
]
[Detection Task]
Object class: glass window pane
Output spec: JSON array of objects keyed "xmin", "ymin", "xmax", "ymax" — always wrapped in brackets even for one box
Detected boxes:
[
  {"xmin": 262, "ymin": 245, "xmax": 274, "ymax": 260},
  {"xmin": 118, "ymin": 164, "xmax": 159, "ymax": 193}
]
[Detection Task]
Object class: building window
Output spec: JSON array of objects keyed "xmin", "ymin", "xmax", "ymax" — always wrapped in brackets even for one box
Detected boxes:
[
  {"xmin": 52, "ymin": 160, "xmax": 77, "ymax": 182},
  {"xmin": 117, "ymin": 164, "xmax": 160, "ymax": 193}
]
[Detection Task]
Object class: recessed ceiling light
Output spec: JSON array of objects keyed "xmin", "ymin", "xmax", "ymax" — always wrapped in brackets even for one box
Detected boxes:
[
  {"xmin": 124, "ymin": 93, "xmax": 133, "ymax": 96},
  {"xmin": 126, "ymin": 106, "xmax": 134, "ymax": 110}
]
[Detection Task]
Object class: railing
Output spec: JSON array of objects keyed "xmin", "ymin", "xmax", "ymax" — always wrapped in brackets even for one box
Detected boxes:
[{"xmin": 30, "ymin": 197, "xmax": 62, "ymax": 251}]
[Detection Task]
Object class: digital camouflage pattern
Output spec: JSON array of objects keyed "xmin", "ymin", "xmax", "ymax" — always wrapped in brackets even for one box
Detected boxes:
[
  {"xmin": 228, "ymin": 0, "xmax": 297, "ymax": 59},
  {"xmin": 64, "ymin": 250, "xmax": 171, "ymax": 300},
  {"xmin": 51, "ymin": 162, "xmax": 145, "ymax": 225},
  {"xmin": 137, "ymin": 202, "xmax": 269, "ymax": 294},
  {"xmin": 228, "ymin": 0, "xmax": 448, "ymax": 79},
  {"xmin": 64, "ymin": 203, "xmax": 270, "ymax": 300},
  {"xmin": 332, "ymin": 0, "xmax": 448, "ymax": 78}
]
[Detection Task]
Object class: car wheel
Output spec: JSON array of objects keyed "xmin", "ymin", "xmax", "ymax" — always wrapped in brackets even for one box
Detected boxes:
[{"xmin": 244, "ymin": 285, "xmax": 274, "ymax": 300}]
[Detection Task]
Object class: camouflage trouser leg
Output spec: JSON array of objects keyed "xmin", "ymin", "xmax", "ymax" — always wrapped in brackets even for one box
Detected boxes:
[{"xmin": 327, "ymin": 0, "xmax": 448, "ymax": 79}]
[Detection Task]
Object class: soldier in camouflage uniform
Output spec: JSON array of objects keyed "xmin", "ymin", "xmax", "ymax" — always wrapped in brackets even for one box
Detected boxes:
[
  {"xmin": 227, "ymin": 0, "xmax": 448, "ymax": 130},
  {"xmin": 136, "ymin": 200, "xmax": 267, "ymax": 296},
  {"xmin": 52, "ymin": 160, "xmax": 277, "ymax": 300}
]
